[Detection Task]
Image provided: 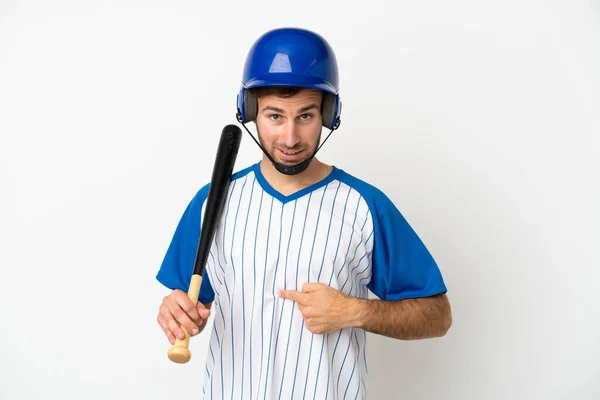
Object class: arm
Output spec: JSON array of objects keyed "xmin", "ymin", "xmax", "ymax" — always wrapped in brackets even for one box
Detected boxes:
[
  {"xmin": 154, "ymin": 186, "xmax": 217, "ymax": 344},
  {"xmin": 352, "ymin": 292, "xmax": 451, "ymax": 339},
  {"xmin": 279, "ymin": 283, "xmax": 451, "ymax": 339}
]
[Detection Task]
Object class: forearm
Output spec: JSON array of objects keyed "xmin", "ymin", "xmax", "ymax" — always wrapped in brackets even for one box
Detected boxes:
[{"xmin": 350, "ymin": 293, "xmax": 452, "ymax": 340}]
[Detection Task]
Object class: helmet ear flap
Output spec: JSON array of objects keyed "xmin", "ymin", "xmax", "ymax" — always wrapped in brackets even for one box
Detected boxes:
[
  {"xmin": 244, "ymin": 90, "xmax": 258, "ymax": 123},
  {"xmin": 322, "ymin": 92, "xmax": 341, "ymax": 130},
  {"xmin": 237, "ymin": 88, "xmax": 258, "ymax": 123}
]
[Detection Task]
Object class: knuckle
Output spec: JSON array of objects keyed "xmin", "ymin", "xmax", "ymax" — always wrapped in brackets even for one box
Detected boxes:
[
  {"xmin": 161, "ymin": 297, "xmax": 170, "ymax": 308},
  {"xmin": 307, "ymin": 322, "xmax": 321, "ymax": 334},
  {"xmin": 159, "ymin": 303, "xmax": 169, "ymax": 315}
]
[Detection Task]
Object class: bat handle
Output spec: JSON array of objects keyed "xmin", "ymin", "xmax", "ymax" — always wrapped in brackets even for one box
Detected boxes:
[{"xmin": 167, "ymin": 274, "xmax": 203, "ymax": 363}]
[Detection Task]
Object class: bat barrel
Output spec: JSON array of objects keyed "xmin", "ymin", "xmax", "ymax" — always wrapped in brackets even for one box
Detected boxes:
[{"xmin": 193, "ymin": 124, "xmax": 242, "ymax": 276}]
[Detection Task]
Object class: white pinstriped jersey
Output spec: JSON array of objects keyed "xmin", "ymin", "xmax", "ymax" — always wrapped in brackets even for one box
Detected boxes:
[{"xmin": 157, "ymin": 162, "xmax": 447, "ymax": 399}]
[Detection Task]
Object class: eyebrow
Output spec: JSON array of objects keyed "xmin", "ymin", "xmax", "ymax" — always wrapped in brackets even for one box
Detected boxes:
[
  {"xmin": 261, "ymin": 106, "xmax": 285, "ymax": 113},
  {"xmin": 298, "ymin": 103, "xmax": 320, "ymax": 113},
  {"xmin": 260, "ymin": 103, "xmax": 320, "ymax": 114}
]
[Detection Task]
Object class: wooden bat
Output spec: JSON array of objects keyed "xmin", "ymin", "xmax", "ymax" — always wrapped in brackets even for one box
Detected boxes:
[{"xmin": 167, "ymin": 124, "xmax": 242, "ymax": 364}]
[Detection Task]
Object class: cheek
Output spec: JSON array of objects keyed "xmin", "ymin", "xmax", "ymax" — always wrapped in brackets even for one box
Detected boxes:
[
  {"xmin": 256, "ymin": 120, "xmax": 277, "ymax": 143},
  {"xmin": 300, "ymin": 124, "xmax": 322, "ymax": 144}
]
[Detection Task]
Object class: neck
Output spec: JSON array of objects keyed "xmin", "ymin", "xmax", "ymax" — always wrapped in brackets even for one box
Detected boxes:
[{"xmin": 259, "ymin": 156, "xmax": 332, "ymax": 196}]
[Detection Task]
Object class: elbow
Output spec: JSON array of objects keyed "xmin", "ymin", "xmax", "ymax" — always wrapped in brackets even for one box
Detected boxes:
[
  {"xmin": 433, "ymin": 295, "xmax": 452, "ymax": 337},
  {"xmin": 438, "ymin": 312, "xmax": 452, "ymax": 337},
  {"xmin": 429, "ymin": 314, "xmax": 452, "ymax": 339},
  {"xmin": 437, "ymin": 300, "xmax": 453, "ymax": 337}
]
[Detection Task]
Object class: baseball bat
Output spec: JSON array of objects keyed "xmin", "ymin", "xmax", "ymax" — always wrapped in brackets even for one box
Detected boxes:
[{"xmin": 167, "ymin": 124, "xmax": 242, "ymax": 364}]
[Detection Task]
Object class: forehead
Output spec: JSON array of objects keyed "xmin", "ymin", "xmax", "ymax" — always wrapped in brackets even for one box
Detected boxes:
[{"xmin": 258, "ymin": 89, "xmax": 323, "ymax": 110}]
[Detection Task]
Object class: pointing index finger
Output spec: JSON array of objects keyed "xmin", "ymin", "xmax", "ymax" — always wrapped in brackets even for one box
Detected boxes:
[{"xmin": 279, "ymin": 289, "xmax": 306, "ymax": 304}]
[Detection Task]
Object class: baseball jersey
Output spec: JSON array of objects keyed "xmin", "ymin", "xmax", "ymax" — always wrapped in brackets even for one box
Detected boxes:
[{"xmin": 156, "ymin": 162, "xmax": 447, "ymax": 399}]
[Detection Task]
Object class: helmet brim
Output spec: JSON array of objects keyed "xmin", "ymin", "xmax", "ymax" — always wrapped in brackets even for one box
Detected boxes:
[{"xmin": 244, "ymin": 73, "xmax": 338, "ymax": 95}]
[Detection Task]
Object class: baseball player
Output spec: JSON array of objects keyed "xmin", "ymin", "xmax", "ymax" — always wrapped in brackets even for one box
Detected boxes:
[{"xmin": 156, "ymin": 27, "xmax": 452, "ymax": 399}]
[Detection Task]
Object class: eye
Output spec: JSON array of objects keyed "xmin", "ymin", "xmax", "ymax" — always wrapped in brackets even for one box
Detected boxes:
[
  {"xmin": 268, "ymin": 114, "xmax": 281, "ymax": 121},
  {"xmin": 299, "ymin": 113, "xmax": 313, "ymax": 121}
]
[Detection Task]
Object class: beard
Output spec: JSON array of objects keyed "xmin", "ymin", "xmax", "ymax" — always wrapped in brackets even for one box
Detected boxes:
[{"xmin": 257, "ymin": 127, "xmax": 322, "ymax": 166}]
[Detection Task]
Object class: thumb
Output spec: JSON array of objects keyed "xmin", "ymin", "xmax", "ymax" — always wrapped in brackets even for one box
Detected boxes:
[{"xmin": 196, "ymin": 302, "xmax": 211, "ymax": 319}]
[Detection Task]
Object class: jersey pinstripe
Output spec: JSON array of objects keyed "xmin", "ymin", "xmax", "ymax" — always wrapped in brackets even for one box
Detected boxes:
[{"xmin": 157, "ymin": 162, "xmax": 447, "ymax": 399}]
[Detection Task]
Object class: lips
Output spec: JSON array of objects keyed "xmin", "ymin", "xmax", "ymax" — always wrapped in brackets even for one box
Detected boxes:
[
  {"xmin": 280, "ymin": 149, "xmax": 301, "ymax": 155},
  {"xmin": 276, "ymin": 148, "xmax": 305, "ymax": 162}
]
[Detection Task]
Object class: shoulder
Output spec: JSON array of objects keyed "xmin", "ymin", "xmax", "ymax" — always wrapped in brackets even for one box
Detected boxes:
[
  {"xmin": 231, "ymin": 164, "xmax": 255, "ymax": 182},
  {"xmin": 333, "ymin": 167, "xmax": 397, "ymax": 215},
  {"xmin": 189, "ymin": 163, "xmax": 256, "ymax": 208}
]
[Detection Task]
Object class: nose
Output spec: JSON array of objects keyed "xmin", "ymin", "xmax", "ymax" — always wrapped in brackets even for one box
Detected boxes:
[{"xmin": 281, "ymin": 121, "xmax": 300, "ymax": 148}]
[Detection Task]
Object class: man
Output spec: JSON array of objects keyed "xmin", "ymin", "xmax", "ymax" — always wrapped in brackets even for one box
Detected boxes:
[{"xmin": 156, "ymin": 27, "xmax": 451, "ymax": 399}]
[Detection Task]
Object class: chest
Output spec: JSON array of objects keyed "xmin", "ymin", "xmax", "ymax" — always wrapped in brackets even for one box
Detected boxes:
[{"xmin": 205, "ymin": 180, "xmax": 374, "ymax": 298}]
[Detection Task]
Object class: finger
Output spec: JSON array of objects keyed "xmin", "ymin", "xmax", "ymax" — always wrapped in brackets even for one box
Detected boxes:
[
  {"xmin": 157, "ymin": 314, "xmax": 176, "ymax": 345},
  {"xmin": 173, "ymin": 291, "xmax": 202, "ymax": 325},
  {"xmin": 171, "ymin": 306, "xmax": 200, "ymax": 336},
  {"xmin": 279, "ymin": 289, "xmax": 307, "ymax": 304},
  {"xmin": 159, "ymin": 303, "xmax": 185, "ymax": 340},
  {"xmin": 196, "ymin": 302, "xmax": 212, "ymax": 320},
  {"xmin": 302, "ymin": 282, "xmax": 326, "ymax": 292},
  {"xmin": 163, "ymin": 300, "xmax": 199, "ymax": 338}
]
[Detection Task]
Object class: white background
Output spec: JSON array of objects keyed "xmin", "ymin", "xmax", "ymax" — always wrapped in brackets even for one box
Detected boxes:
[{"xmin": 1, "ymin": 1, "xmax": 599, "ymax": 399}]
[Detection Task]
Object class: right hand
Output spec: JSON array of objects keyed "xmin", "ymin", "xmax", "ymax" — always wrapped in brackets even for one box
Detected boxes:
[{"xmin": 157, "ymin": 289, "xmax": 211, "ymax": 345}]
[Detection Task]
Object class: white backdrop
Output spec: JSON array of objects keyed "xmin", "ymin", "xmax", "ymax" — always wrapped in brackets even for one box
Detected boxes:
[{"xmin": 1, "ymin": 1, "xmax": 599, "ymax": 399}]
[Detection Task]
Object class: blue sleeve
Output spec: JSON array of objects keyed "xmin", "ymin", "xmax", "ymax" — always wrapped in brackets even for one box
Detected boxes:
[
  {"xmin": 156, "ymin": 184, "xmax": 215, "ymax": 304},
  {"xmin": 366, "ymin": 192, "xmax": 447, "ymax": 301}
]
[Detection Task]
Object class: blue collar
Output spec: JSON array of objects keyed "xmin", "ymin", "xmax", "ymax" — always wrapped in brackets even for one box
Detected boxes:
[{"xmin": 252, "ymin": 162, "xmax": 341, "ymax": 204}]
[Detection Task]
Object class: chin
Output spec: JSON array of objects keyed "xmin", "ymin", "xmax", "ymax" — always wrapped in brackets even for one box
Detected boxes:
[{"xmin": 275, "ymin": 158, "xmax": 308, "ymax": 167}]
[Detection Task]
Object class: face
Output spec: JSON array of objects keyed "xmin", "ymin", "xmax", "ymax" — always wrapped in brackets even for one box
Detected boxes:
[{"xmin": 255, "ymin": 89, "xmax": 324, "ymax": 166}]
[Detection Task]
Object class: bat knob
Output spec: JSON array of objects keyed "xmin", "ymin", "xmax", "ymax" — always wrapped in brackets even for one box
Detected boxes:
[{"xmin": 168, "ymin": 346, "xmax": 191, "ymax": 364}]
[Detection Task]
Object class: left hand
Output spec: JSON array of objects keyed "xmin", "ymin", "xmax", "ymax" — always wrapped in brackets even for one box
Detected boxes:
[{"xmin": 279, "ymin": 283, "xmax": 357, "ymax": 334}]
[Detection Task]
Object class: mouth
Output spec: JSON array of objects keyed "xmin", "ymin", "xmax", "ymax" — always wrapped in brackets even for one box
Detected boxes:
[
  {"xmin": 275, "ymin": 148, "xmax": 305, "ymax": 162},
  {"xmin": 279, "ymin": 149, "xmax": 302, "ymax": 155}
]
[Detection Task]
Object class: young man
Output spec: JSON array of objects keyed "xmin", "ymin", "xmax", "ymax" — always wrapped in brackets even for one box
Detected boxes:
[{"xmin": 156, "ymin": 27, "xmax": 451, "ymax": 399}]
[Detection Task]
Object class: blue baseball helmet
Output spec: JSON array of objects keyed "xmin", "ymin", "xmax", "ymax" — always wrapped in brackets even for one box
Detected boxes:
[{"xmin": 236, "ymin": 27, "xmax": 342, "ymax": 130}]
